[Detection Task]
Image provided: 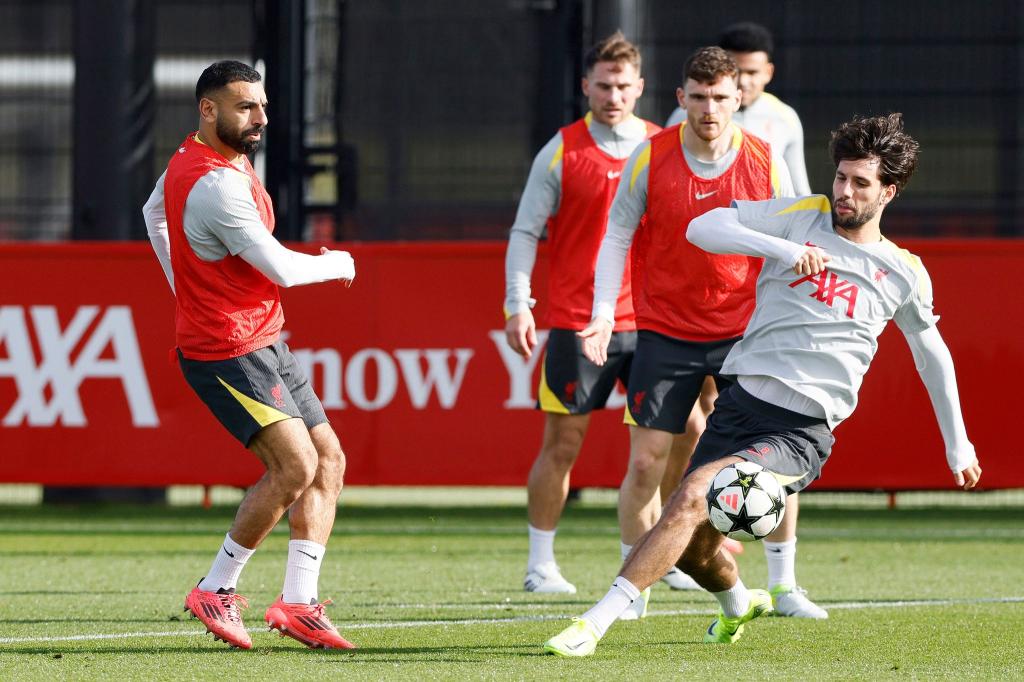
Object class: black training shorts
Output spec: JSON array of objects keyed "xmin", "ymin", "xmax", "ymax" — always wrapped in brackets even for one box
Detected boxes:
[
  {"xmin": 687, "ymin": 383, "xmax": 834, "ymax": 494},
  {"xmin": 624, "ymin": 330, "xmax": 738, "ymax": 434},
  {"xmin": 538, "ymin": 328, "xmax": 636, "ymax": 414},
  {"xmin": 178, "ymin": 340, "xmax": 329, "ymax": 446}
]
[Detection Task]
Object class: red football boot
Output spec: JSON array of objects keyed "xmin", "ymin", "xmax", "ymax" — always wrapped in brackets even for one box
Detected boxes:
[
  {"xmin": 184, "ymin": 584, "xmax": 252, "ymax": 649},
  {"xmin": 264, "ymin": 597, "xmax": 356, "ymax": 650}
]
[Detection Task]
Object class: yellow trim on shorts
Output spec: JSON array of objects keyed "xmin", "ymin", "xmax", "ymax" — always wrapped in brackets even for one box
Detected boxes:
[
  {"xmin": 770, "ymin": 471, "xmax": 808, "ymax": 486},
  {"xmin": 217, "ymin": 376, "xmax": 292, "ymax": 427},
  {"xmin": 537, "ymin": 353, "xmax": 570, "ymax": 414},
  {"xmin": 622, "ymin": 405, "xmax": 638, "ymax": 426},
  {"xmin": 775, "ymin": 195, "xmax": 831, "ymax": 216}
]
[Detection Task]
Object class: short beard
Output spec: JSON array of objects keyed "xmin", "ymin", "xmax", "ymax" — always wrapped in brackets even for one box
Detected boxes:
[
  {"xmin": 217, "ymin": 118, "xmax": 264, "ymax": 155},
  {"xmin": 832, "ymin": 197, "xmax": 882, "ymax": 231}
]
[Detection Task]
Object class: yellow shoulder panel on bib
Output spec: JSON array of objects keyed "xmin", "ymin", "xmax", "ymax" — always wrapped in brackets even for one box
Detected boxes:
[
  {"xmin": 548, "ymin": 141, "xmax": 564, "ymax": 173},
  {"xmin": 629, "ymin": 144, "xmax": 651, "ymax": 193}
]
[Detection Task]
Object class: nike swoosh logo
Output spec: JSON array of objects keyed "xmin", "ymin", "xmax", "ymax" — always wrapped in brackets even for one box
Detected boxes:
[
  {"xmin": 607, "ymin": 170, "xmax": 622, "ymax": 179},
  {"xmin": 222, "ymin": 547, "xmax": 235, "ymax": 558},
  {"xmin": 566, "ymin": 641, "xmax": 585, "ymax": 650},
  {"xmin": 297, "ymin": 550, "xmax": 319, "ymax": 561},
  {"xmin": 696, "ymin": 190, "xmax": 718, "ymax": 200},
  {"xmin": 768, "ymin": 547, "xmax": 783, "ymax": 553}
]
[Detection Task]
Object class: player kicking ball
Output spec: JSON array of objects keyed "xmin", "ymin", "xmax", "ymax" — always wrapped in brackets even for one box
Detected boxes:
[{"xmin": 544, "ymin": 113, "xmax": 981, "ymax": 656}]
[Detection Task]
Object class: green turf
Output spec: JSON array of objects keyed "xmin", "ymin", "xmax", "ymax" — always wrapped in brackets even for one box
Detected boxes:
[{"xmin": 0, "ymin": 500, "xmax": 1021, "ymax": 680}]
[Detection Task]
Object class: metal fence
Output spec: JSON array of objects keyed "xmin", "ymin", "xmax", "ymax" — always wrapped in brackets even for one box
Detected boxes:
[{"xmin": 0, "ymin": 0, "xmax": 1020, "ymax": 241}]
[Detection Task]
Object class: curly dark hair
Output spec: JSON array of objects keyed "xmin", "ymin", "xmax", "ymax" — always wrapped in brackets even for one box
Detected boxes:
[
  {"xmin": 195, "ymin": 60, "xmax": 261, "ymax": 102},
  {"xmin": 584, "ymin": 31, "xmax": 642, "ymax": 74},
  {"xmin": 718, "ymin": 21, "xmax": 774, "ymax": 58},
  {"xmin": 682, "ymin": 46, "xmax": 738, "ymax": 86},
  {"xmin": 829, "ymin": 113, "xmax": 920, "ymax": 194}
]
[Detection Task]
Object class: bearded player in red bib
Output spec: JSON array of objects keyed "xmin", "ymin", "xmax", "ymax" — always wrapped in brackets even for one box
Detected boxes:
[{"xmin": 143, "ymin": 61, "xmax": 356, "ymax": 650}]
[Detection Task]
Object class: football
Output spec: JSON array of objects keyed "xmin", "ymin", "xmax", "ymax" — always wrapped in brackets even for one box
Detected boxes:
[{"xmin": 705, "ymin": 461, "xmax": 786, "ymax": 541}]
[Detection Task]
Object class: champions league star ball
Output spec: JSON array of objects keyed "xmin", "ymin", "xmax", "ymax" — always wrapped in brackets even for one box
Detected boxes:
[{"xmin": 705, "ymin": 461, "xmax": 786, "ymax": 541}]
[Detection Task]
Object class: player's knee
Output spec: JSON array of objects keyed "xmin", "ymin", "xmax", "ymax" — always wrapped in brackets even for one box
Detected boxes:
[
  {"xmin": 629, "ymin": 449, "xmax": 669, "ymax": 484},
  {"xmin": 661, "ymin": 487, "xmax": 704, "ymax": 526},
  {"xmin": 684, "ymin": 412, "xmax": 706, "ymax": 434},
  {"xmin": 541, "ymin": 439, "xmax": 582, "ymax": 470},
  {"xmin": 318, "ymin": 444, "xmax": 346, "ymax": 495},
  {"xmin": 270, "ymin": 447, "xmax": 318, "ymax": 500}
]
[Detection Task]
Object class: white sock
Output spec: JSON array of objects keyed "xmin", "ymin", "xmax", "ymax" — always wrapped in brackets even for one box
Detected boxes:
[
  {"xmin": 713, "ymin": 578, "xmax": 750, "ymax": 618},
  {"xmin": 198, "ymin": 533, "xmax": 255, "ymax": 592},
  {"xmin": 764, "ymin": 538, "xmax": 797, "ymax": 590},
  {"xmin": 527, "ymin": 524, "xmax": 556, "ymax": 570},
  {"xmin": 282, "ymin": 539, "xmax": 326, "ymax": 604},
  {"xmin": 582, "ymin": 576, "xmax": 641, "ymax": 637},
  {"xmin": 620, "ymin": 542, "xmax": 632, "ymax": 562}
]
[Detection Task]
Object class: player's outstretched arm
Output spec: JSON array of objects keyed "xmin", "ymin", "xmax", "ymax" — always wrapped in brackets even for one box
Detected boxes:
[
  {"xmin": 143, "ymin": 172, "xmax": 175, "ymax": 293},
  {"xmin": 903, "ymin": 326, "xmax": 981, "ymax": 490},
  {"xmin": 239, "ymin": 234, "xmax": 355, "ymax": 288},
  {"xmin": 687, "ymin": 207, "xmax": 829, "ymax": 274},
  {"xmin": 505, "ymin": 311, "xmax": 538, "ymax": 358},
  {"xmin": 577, "ymin": 316, "xmax": 613, "ymax": 366}
]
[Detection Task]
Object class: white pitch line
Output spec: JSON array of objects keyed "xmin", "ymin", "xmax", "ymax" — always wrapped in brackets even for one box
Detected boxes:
[{"xmin": 1, "ymin": 596, "xmax": 1021, "ymax": 645}]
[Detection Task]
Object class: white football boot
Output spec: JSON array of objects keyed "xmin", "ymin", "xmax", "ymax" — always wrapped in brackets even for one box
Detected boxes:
[
  {"xmin": 524, "ymin": 561, "xmax": 577, "ymax": 594},
  {"xmin": 771, "ymin": 585, "xmax": 829, "ymax": 619}
]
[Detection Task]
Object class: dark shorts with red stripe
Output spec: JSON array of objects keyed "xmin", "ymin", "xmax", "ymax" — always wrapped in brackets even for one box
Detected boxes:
[
  {"xmin": 686, "ymin": 383, "xmax": 834, "ymax": 494},
  {"xmin": 537, "ymin": 328, "xmax": 636, "ymax": 414},
  {"xmin": 177, "ymin": 340, "xmax": 329, "ymax": 446},
  {"xmin": 625, "ymin": 330, "xmax": 739, "ymax": 434}
]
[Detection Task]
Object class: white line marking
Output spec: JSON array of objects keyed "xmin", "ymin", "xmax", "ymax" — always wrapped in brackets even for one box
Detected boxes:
[{"xmin": 0, "ymin": 596, "xmax": 1021, "ymax": 645}]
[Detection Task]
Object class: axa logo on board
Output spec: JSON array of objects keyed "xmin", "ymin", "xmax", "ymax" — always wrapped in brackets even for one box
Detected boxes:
[
  {"xmin": 0, "ymin": 305, "xmax": 591, "ymax": 426},
  {"xmin": 0, "ymin": 305, "xmax": 158, "ymax": 427}
]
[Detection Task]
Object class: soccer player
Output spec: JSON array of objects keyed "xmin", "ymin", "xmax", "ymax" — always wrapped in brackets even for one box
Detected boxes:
[
  {"xmin": 663, "ymin": 21, "xmax": 823, "ymax": 618},
  {"xmin": 544, "ymin": 113, "xmax": 981, "ymax": 656},
  {"xmin": 667, "ymin": 21, "xmax": 810, "ymax": 195},
  {"xmin": 577, "ymin": 46, "xmax": 794, "ymax": 619},
  {"xmin": 143, "ymin": 61, "xmax": 357, "ymax": 650},
  {"xmin": 504, "ymin": 32, "xmax": 660, "ymax": 594}
]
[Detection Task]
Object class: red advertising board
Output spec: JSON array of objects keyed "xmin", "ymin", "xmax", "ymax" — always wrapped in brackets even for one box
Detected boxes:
[{"xmin": 0, "ymin": 240, "xmax": 1020, "ymax": 490}]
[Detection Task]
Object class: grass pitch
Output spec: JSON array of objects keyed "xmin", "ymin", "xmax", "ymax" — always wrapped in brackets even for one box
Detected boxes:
[{"xmin": 0, "ymin": 491, "xmax": 1021, "ymax": 680}]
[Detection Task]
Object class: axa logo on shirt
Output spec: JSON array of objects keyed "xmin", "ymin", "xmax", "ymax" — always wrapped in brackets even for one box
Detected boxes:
[
  {"xmin": 788, "ymin": 268, "xmax": 860, "ymax": 318},
  {"xmin": 0, "ymin": 305, "xmax": 158, "ymax": 427}
]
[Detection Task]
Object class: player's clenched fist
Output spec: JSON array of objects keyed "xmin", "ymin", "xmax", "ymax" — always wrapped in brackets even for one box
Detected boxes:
[
  {"xmin": 792, "ymin": 246, "xmax": 830, "ymax": 276},
  {"xmin": 319, "ymin": 247, "xmax": 355, "ymax": 286}
]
